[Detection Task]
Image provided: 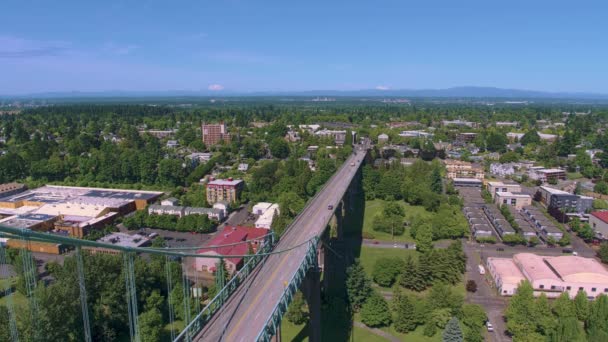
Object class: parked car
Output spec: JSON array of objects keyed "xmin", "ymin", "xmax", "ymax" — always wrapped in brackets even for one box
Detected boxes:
[
  {"xmin": 496, "ymin": 247, "xmax": 505, "ymax": 251},
  {"xmin": 486, "ymin": 322, "xmax": 494, "ymax": 332}
]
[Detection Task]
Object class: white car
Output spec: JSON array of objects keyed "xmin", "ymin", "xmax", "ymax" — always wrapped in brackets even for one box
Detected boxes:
[{"xmin": 486, "ymin": 322, "xmax": 494, "ymax": 332}]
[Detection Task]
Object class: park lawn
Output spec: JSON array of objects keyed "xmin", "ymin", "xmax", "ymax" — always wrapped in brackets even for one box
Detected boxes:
[
  {"xmin": 362, "ymin": 199, "xmax": 432, "ymax": 243},
  {"xmin": 567, "ymin": 172, "xmax": 583, "ymax": 180},
  {"xmin": 380, "ymin": 325, "xmax": 442, "ymax": 342},
  {"xmin": 358, "ymin": 245, "xmax": 418, "ymax": 279},
  {"xmin": 352, "ymin": 326, "xmax": 389, "ymax": 342},
  {"xmin": 281, "ymin": 320, "xmax": 308, "ymax": 342}
]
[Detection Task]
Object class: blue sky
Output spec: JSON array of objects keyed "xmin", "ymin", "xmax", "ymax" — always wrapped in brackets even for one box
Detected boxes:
[{"xmin": 1, "ymin": 0, "xmax": 607, "ymax": 94}]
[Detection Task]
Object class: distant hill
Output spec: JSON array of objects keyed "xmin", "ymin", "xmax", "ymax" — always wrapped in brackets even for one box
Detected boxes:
[{"xmin": 3, "ymin": 86, "xmax": 608, "ymax": 100}]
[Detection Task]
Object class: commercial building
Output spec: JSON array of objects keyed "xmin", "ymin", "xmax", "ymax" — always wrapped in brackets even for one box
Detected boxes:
[
  {"xmin": 441, "ymin": 119, "xmax": 476, "ymax": 128},
  {"xmin": 486, "ymin": 257, "xmax": 526, "ymax": 296},
  {"xmin": 0, "ymin": 185, "xmax": 162, "ymax": 242},
  {"xmin": 147, "ymin": 205, "xmax": 224, "ymax": 221},
  {"xmin": 253, "ymin": 203, "xmax": 280, "ymax": 230},
  {"xmin": 202, "ymin": 122, "xmax": 231, "ymax": 146},
  {"xmin": 488, "ymin": 253, "xmax": 608, "ymax": 298},
  {"xmin": 444, "ymin": 160, "xmax": 484, "ymax": 180},
  {"xmin": 0, "ymin": 183, "xmax": 26, "ymax": 197},
  {"xmin": 538, "ymin": 186, "xmax": 593, "ymax": 214},
  {"xmin": 84, "ymin": 233, "xmax": 151, "ymax": 255},
  {"xmin": 487, "ymin": 181, "xmax": 522, "ymax": 198},
  {"xmin": 195, "ymin": 226, "xmax": 268, "ymax": 274},
  {"xmin": 205, "ymin": 178, "xmax": 244, "ymax": 204},
  {"xmin": 315, "ymin": 129, "xmax": 347, "ymax": 145},
  {"xmin": 589, "ymin": 211, "xmax": 608, "ymax": 240},
  {"xmin": 453, "ymin": 178, "xmax": 482, "ymax": 187},
  {"xmin": 398, "ymin": 130, "xmax": 434, "ymax": 138},
  {"xmin": 529, "ymin": 168, "xmax": 567, "ymax": 183},
  {"xmin": 456, "ymin": 133, "xmax": 477, "ymax": 143},
  {"xmin": 494, "ymin": 192, "xmax": 532, "ymax": 209}
]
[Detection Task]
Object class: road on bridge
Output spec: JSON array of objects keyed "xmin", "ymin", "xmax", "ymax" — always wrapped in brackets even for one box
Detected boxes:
[{"xmin": 194, "ymin": 148, "xmax": 366, "ymax": 341}]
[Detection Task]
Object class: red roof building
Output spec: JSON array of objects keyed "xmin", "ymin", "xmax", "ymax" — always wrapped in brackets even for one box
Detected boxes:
[{"xmin": 195, "ymin": 225, "xmax": 268, "ymax": 274}]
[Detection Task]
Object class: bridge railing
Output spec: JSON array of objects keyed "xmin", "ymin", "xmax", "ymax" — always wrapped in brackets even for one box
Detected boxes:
[
  {"xmin": 255, "ymin": 237, "xmax": 319, "ymax": 342},
  {"xmin": 174, "ymin": 233, "xmax": 274, "ymax": 342}
]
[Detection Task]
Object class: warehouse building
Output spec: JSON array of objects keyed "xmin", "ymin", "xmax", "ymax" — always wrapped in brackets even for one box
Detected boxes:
[{"xmin": 488, "ymin": 253, "xmax": 608, "ymax": 298}]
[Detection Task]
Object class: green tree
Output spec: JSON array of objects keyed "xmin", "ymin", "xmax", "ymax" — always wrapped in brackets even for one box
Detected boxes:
[
  {"xmin": 415, "ymin": 223, "xmax": 434, "ymax": 253},
  {"xmin": 360, "ymin": 292, "xmax": 392, "ymax": 328},
  {"xmin": 269, "ymin": 138, "xmax": 290, "ymax": 159},
  {"xmin": 285, "ymin": 291, "xmax": 308, "ymax": 325},
  {"xmin": 431, "ymin": 167, "xmax": 443, "ymax": 194},
  {"xmin": 138, "ymin": 309, "xmax": 163, "ymax": 342},
  {"xmin": 574, "ymin": 290, "xmax": 590, "ymax": 322},
  {"xmin": 550, "ymin": 316, "xmax": 584, "ymax": 342},
  {"xmin": 346, "ymin": 260, "xmax": 372, "ymax": 311},
  {"xmin": 399, "ymin": 255, "xmax": 427, "ymax": 291},
  {"xmin": 372, "ymin": 257, "xmax": 404, "ymax": 287},
  {"xmin": 595, "ymin": 181, "xmax": 608, "ymax": 195},
  {"xmin": 461, "ymin": 304, "xmax": 486, "ymax": 342},
  {"xmin": 599, "ymin": 243, "xmax": 608, "ymax": 264},
  {"xmin": 505, "ymin": 281, "xmax": 542, "ymax": 340},
  {"xmin": 535, "ymin": 293, "xmax": 556, "ymax": 336},
  {"xmin": 521, "ymin": 130, "xmax": 541, "ymax": 145},
  {"xmin": 586, "ymin": 294, "xmax": 608, "ymax": 340},
  {"xmin": 393, "ymin": 287, "xmax": 417, "ymax": 333},
  {"xmin": 443, "ymin": 317, "xmax": 463, "ymax": 342}
]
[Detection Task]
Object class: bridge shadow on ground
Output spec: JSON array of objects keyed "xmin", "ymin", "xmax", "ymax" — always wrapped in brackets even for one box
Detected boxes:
[{"xmin": 321, "ymin": 169, "xmax": 365, "ymax": 341}]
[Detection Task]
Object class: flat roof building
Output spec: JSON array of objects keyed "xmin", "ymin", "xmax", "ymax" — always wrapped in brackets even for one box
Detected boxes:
[
  {"xmin": 202, "ymin": 122, "xmax": 230, "ymax": 146},
  {"xmin": 489, "ymin": 253, "xmax": 608, "ymax": 298},
  {"xmin": 206, "ymin": 178, "xmax": 244, "ymax": 204},
  {"xmin": 494, "ymin": 192, "xmax": 532, "ymax": 209}
]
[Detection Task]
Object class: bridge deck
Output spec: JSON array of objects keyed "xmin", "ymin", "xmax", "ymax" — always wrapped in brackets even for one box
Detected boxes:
[{"xmin": 195, "ymin": 148, "xmax": 366, "ymax": 341}]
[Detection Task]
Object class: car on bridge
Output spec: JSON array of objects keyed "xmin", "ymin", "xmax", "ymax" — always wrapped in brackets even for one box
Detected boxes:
[{"xmin": 327, "ymin": 205, "xmax": 334, "ymax": 210}]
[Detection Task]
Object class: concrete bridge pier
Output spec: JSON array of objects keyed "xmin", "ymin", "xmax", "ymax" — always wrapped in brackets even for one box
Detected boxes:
[{"xmin": 302, "ymin": 267, "xmax": 321, "ymax": 342}]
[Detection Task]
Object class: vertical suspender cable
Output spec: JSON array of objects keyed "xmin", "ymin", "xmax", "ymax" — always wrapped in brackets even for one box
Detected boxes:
[
  {"xmin": 181, "ymin": 260, "xmax": 192, "ymax": 342},
  {"xmin": 123, "ymin": 252, "xmax": 140, "ymax": 342},
  {"xmin": 76, "ymin": 247, "xmax": 92, "ymax": 342},
  {"xmin": 165, "ymin": 255, "xmax": 176, "ymax": 341}
]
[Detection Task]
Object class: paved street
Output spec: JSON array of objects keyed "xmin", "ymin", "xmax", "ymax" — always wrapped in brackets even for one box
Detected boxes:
[
  {"xmin": 463, "ymin": 241, "xmax": 510, "ymax": 342},
  {"xmin": 195, "ymin": 148, "xmax": 366, "ymax": 341}
]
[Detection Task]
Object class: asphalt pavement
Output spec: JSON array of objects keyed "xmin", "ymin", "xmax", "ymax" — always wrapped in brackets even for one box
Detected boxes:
[{"xmin": 194, "ymin": 149, "xmax": 366, "ymax": 341}]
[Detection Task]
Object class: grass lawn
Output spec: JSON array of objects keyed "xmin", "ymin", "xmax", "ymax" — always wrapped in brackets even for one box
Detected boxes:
[
  {"xmin": 362, "ymin": 199, "xmax": 432, "ymax": 242},
  {"xmin": 281, "ymin": 320, "xmax": 308, "ymax": 342},
  {"xmin": 380, "ymin": 325, "xmax": 442, "ymax": 342},
  {"xmin": 567, "ymin": 172, "xmax": 583, "ymax": 180},
  {"xmin": 358, "ymin": 245, "xmax": 418, "ymax": 277},
  {"xmin": 352, "ymin": 326, "xmax": 389, "ymax": 342}
]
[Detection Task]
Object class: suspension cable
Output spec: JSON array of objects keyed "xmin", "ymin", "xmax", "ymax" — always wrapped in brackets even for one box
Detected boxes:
[{"xmin": 0, "ymin": 246, "xmax": 19, "ymax": 341}]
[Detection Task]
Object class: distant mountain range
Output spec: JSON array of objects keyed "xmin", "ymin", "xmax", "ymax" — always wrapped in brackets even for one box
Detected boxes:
[{"xmin": 3, "ymin": 86, "xmax": 608, "ymax": 100}]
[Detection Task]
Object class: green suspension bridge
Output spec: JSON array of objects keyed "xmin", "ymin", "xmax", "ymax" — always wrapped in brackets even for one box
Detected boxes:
[{"xmin": 0, "ymin": 146, "xmax": 367, "ymax": 341}]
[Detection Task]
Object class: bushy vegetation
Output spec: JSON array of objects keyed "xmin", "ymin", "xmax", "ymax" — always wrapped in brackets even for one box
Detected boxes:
[
  {"xmin": 506, "ymin": 281, "xmax": 608, "ymax": 341},
  {"xmin": 123, "ymin": 210, "xmax": 216, "ymax": 233}
]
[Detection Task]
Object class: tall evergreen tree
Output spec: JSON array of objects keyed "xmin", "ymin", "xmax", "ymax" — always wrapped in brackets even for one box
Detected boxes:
[
  {"xmin": 345, "ymin": 260, "xmax": 372, "ymax": 311},
  {"xmin": 430, "ymin": 167, "xmax": 443, "ymax": 194},
  {"xmin": 442, "ymin": 317, "xmax": 463, "ymax": 342},
  {"xmin": 393, "ymin": 288, "xmax": 417, "ymax": 333}
]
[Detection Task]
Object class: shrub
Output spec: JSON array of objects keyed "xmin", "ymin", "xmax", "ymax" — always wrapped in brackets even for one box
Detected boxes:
[{"xmin": 466, "ymin": 280, "xmax": 478, "ymax": 293}]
